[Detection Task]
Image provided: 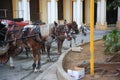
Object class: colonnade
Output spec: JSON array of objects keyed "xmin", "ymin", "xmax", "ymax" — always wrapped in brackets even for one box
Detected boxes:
[{"xmin": 12, "ymin": 0, "xmax": 120, "ymax": 29}]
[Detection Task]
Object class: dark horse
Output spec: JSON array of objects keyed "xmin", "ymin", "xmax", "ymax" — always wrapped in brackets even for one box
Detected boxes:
[{"xmin": 65, "ymin": 21, "xmax": 79, "ymax": 47}]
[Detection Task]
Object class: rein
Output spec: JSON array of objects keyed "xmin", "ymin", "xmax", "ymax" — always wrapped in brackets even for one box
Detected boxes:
[{"xmin": 5, "ymin": 33, "xmax": 39, "ymax": 43}]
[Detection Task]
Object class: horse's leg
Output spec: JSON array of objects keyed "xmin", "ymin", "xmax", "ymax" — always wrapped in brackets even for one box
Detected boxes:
[
  {"xmin": 46, "ymin": 44, "xmax": 51, "ymax": 61},
  {"xmin": 42, "ymin": 42, "xmax": 46, "ymax": 54},
  {"xmin": 57, "ymin": 41, "xmax": 61, "ymax": 55},
  {"xmin": 36, "ymin": 48, "xmax": 41, "ymax": 71},
  {"xmin": 70, "ymin": 40, "xmax": 72, "ymax": 47},
  {"xmin": 32, "ymin": 48, "xmax": 37, "ymax": 72},
  {"xmin": 9, "ymin": 56, "xmax": 15, "ymax": 68},
  {"xmin": 73, "ymin": 36, "xmax": 76, "ymax": 45},
  {"xmin": 58, "ymin": 40, "xmax": 63, "ymax": 55},
  {"xmin": 25, "ymin": 47, "xmax": 29, "ymax": 58}
]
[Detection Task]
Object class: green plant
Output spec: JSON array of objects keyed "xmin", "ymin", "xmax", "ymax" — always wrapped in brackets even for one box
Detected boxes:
[{"xmin": 103, "ymin": 29, "xmax": 120, "ymax": 54}]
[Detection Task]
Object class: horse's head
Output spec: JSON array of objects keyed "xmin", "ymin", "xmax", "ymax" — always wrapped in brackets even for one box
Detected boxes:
[
  {"xmin": 56, "ymin": 24, "xmax": 72, "ymax": 41},
  {"xmin": 66, "ymin": 21, "xmax": 79, "ymax": 34},
  {"xmin": 71, "ymin": 21, "xmax": 79, "ymax": 34},
  {"xmin": 79, "ymin": 24, "xmax": 88, "ymax": 36}
]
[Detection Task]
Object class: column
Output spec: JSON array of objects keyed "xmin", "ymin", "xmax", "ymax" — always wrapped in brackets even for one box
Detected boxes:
[
  {"xmin": 48, "ymin": 0, "xmax": 58, "ymax": 24},
  {"xmin": 116, "ymin": 7, "xmax": 120, "ymax": 28},
  {"xmin": 73, "ymin": 0, "xmax": 83, "ymax": 28},
  {"xmin": 96, "ymin": 0, "xmax": 107, "ymax": 30},
  {"xmin": 55, "ymin": 1, "xmax": 58, "ymax": 22},
  {"xmin": 96, "ymin": 0, "xmax": 101, "ymax": 29},
  {"xmin": 22, "ymin": 0, "xmax": 28, "ymax": 21},
  {"xmin": 48, "ymin": 1, "xmax": 51, "ymax": 23},
  {"xmin": 97, "ymin": 0, "xmax": 101, "ymax": 23},
  {"xmin": 73, "ymin": 1, "xmax": 77, "ymax": 22},
  {"xmin": 27, "ymin": 0, "xmax": 30, "ymax": 21},
  {"xmin": 18, "ymin": 0, "xmax": 23, "ymax": 18}
]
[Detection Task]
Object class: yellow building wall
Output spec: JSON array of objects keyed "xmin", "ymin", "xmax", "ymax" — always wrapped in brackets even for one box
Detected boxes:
[
  {"xmin": 41, "ymin": 0, "xmax": 48, "ymax": 23},
  {"xmin": 85, "ymin": 0, "xmax": 90, "ymax": 27},
  {"xmin": 12, "ymin": 0, "xmax": 18, "ymax": 18},
  {"xmin": 64, "ymin": 0, "xmax": 72, "ymax": 23}
]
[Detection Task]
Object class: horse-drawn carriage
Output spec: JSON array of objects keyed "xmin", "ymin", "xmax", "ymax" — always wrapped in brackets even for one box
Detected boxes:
[
  {"xmin": 0, "ymin": 18, "xmax": 80, "ymax": 72},
  {"xmin": 0, "ymin": 18, "xmax": 29, "ymax": 64}
]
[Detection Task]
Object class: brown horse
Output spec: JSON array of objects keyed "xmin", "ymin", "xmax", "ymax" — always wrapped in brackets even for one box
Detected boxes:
[{"xmin": 21, "ymin": 22, "xmax": 58, "ymax": 71}]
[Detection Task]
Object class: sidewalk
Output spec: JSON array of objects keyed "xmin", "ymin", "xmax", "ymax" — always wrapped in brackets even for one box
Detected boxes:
[
  {"xmin": 35, "ymin": 63, "xmax": 58, "ymax": 80},
  {"xmin": 35, "ymin": 30, "xmax": 111, "ymax": 80}
]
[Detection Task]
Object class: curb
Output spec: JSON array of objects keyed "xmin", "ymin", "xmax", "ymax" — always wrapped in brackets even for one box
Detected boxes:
[
  {"xmin": 56, "ymin": 48, "xmax": 73, "ymax": 80},
  {"xmin": 56, "ymin": 39, "xmax": 102, "ymax": 80}
]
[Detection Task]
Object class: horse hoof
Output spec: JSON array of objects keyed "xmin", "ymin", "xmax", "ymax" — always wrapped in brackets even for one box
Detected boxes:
[
  {"xmin": 33, "ymin": 68, "xmax": 38, "ymax": 72},
  {"xmin": 33, "ymin": 68, "xmax": 42, "ymax": 73},
  {"xmin": 58, "ymin": 53, "xmax": 61, "ymax": 55},
  {"xmin": 47, "ymin": 59, "xmax": 51, "ymax": 62},
  {"xmin": 37, "ymin": 69, "xmax": 43, "ymax": 73},
  {"xmin": 10, "ymin": 66, "xmax": 15, "ymax": 69},
  {"xmin": 46, "ymin": 57, "xmax": 51, "ymax": 62}
]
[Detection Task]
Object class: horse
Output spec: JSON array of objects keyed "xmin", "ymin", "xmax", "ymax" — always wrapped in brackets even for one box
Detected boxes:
[
  {"xmin": 79, "ymin": 24, "xmax": 89, "ymax": 43},
  {"xmin": 2, "ymin": 20, "xmax": 69, "ymax": 72},
  {"xmin": 22, "ymin": 21, "xmax": 71, "ymax": 71},
  {"xmin": 55, "ymin": 24, "xmax": 69, "ymax": 54},
  {"xmin": 64, "ymin": 21, "xmax": 79, "ymax": 47}
]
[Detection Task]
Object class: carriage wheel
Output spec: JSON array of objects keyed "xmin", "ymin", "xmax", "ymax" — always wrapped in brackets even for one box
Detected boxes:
[{"xmin": 0, "ymin": 53, "xmax": 9, "ymax": 64}]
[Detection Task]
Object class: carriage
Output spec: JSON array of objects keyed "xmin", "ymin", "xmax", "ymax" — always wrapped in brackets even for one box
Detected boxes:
[
  {"xmin": 0, "ymin": 18, "xmax": 29, "ymax": 64},
  {"xmin": 0, "ymin": 18, "xmax": 80, "ymax": 72}
]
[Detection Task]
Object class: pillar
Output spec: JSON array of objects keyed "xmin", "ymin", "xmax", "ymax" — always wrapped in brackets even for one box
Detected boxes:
[
  {"xmin": 18, "ymin": 0, "xmax": 23, "ymax": 18},
  {"xmin": 48, "ymin": 0, "xmax": 58, "ymax": 24},
  {"xmin": 73, "ymin": 0, "xmax": 83, "ymax": 28},
  {"xmin": 116, "ymin": 7, "xmax": 120, "ymax": 28},
  {"xmin": 96, "ymin": 0, "xmax": 107, "ymax": 30},
  {"xmin": 27, "ymin": 0, "xmax": 30, "ymax": 21},
  {"xmin": 22, "ymin": 0, "xmax": 30, "ymax": 21}
]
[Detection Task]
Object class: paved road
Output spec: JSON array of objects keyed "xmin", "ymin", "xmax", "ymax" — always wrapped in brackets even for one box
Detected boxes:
[{"xmin": 0, "ymin": 30, "xmax": 111, "ymax": 80}]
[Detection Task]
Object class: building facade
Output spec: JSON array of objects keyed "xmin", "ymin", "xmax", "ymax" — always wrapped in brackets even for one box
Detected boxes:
[{"xmin": 0, "ymin": 0, "xmax": 120, "ymax": 29}]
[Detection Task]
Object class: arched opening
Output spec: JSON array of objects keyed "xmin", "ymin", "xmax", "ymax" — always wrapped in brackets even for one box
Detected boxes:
[
  {"xmin": 58, "ymin": 0, "xmax": 63, "ymax": 20},
  {"xmin": 0, "ymin": 0, "xmax": 13, "ymax": 19},
  {"xmin": 29, "ymin": 0, "xmax": 40, "ymax": 22},
  {"xmin": 107, "ymin": 0, "xmax": 117, "ymax": 27}
]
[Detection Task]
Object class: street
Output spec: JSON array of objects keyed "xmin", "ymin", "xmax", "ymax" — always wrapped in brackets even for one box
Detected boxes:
[{"xmin": 0, "ymin": 30, "xmax": 110, "ymax": 80}]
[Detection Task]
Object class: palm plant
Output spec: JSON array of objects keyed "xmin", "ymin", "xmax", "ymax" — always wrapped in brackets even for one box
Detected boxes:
[{"xmin": 103, "ymin": 29, "xmax": 120, "ymax": 54}]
